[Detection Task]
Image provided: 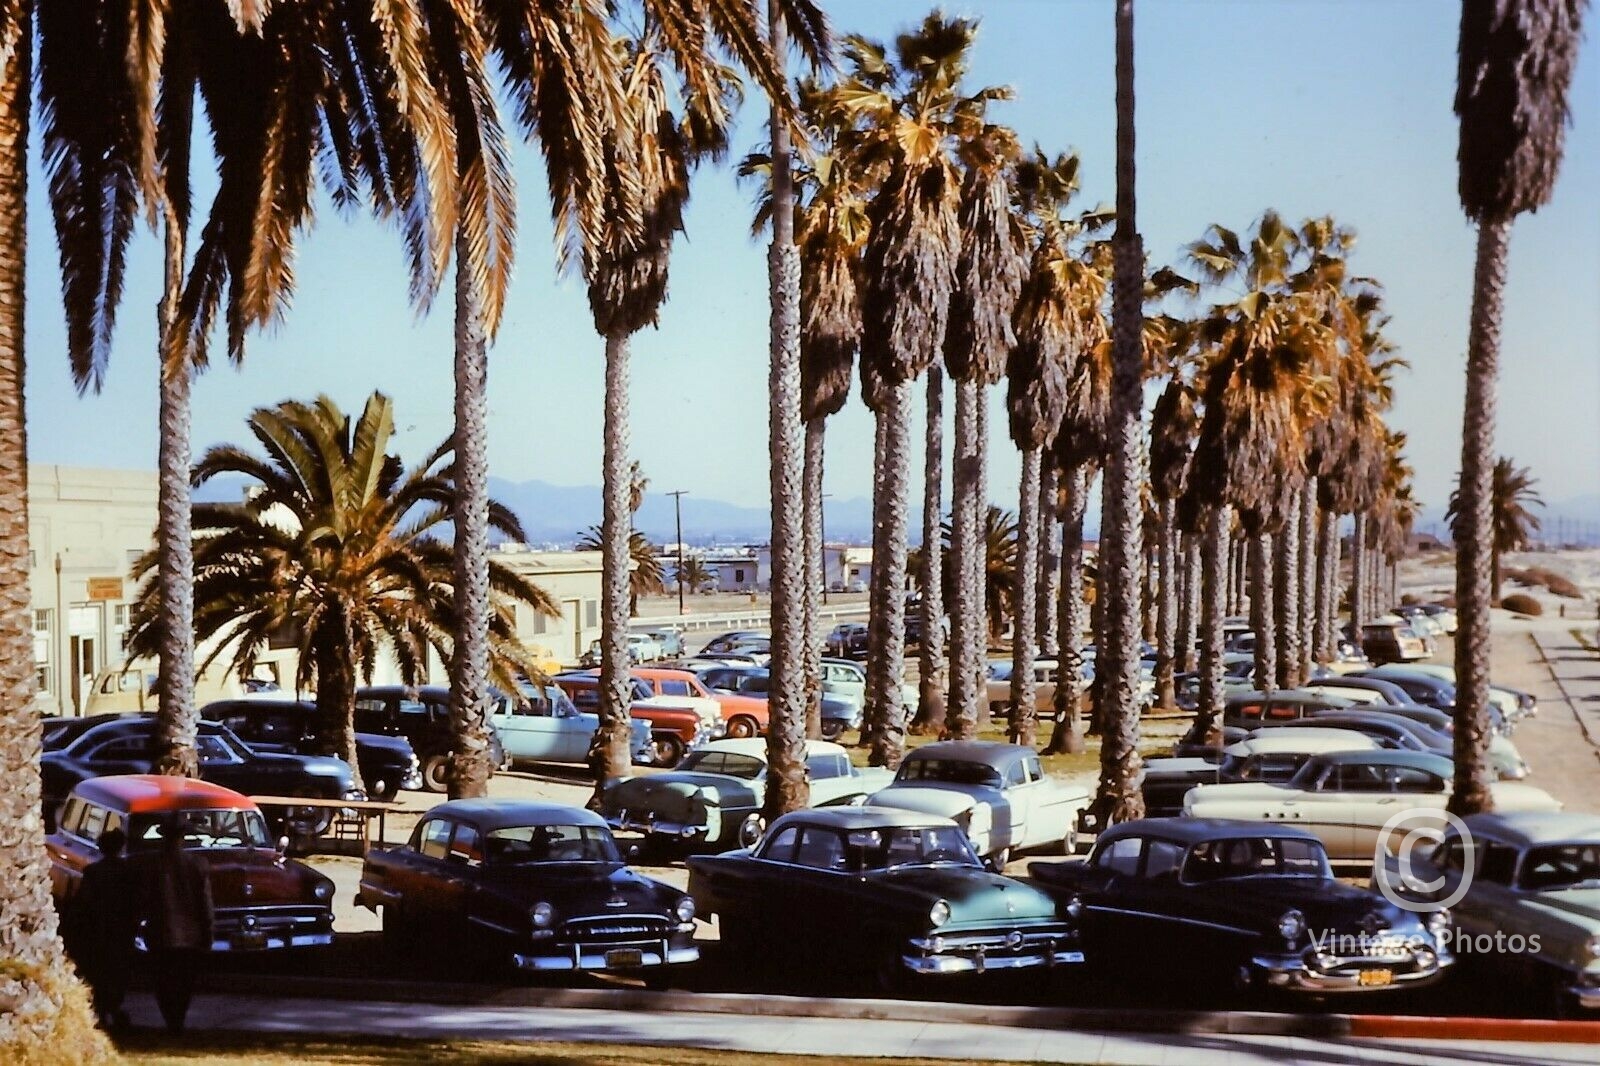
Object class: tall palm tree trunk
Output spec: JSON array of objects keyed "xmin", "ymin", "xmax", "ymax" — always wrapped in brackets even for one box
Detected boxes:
[
  {"xmin": 974, "ymin": 386, "xmax": 989, "ymax": 653},
  {"xmin": 1177, "ymin": 531, "xmax": 1198, "ymax": 674},
  {"xmin": 862, "ymin": 407, "xmax": 889, "ymax": 748},
  {"xmin": 1249, "ymin": 531, "xmax": 1277, "ymax": 693},
  {"xmin": 1451, "ymin": 232, "xmax": 1511, "ymax": 816},
  {"xmin": 1037, "ymin": 462, "xmax": 1060, "ymax": 656},
  {"xmin": 313, "ymin": 608, "xmax": 362, "ymax": 786},
  {"xmin": 154, "ymin": 207, "xmax": 198, "ymax": 777},
  {"xmin": 1189, "ymin": 505, "xmax": 1229, "ymax": 744},
  {"xmin": 1141, "ymin": 542, "xmax": 1156, "ymax": 644},
  {"xmin": 1314, "ymin": 507, "xmax": 1337, "ymax": 661},
  {"xmin": 764, "ymin": 42, "xmax": 810, "ymax": 817},
  {"xmin": 0, "ymin": 13, "xmax": 111, "ymax": 1052},
  {"xmin": 1350, "ymin": 510, "xmax": 1367, "ymax": 638},
  {"xmin": 1153, "ymin": 498, "xmax": 1176, "ymax": 708},
  {"xmin": 914, "ymin": 367, "xmax": 947, "ymax": 733},
  {"xmin": 868, "ymin": 381, "xmax": 912, "ymax": 768},
  {"xmin": 450, "ymin": 232, "xmax": 495, "ymax": 800},
  {"xmin": 946, "ymin": 378, "xmax": 980, "ymax": 737},
  {"xmin": 1274, "ymin": 507, "xmax": 1300, "ymax": 689},
  {"xmin": 1298, "ymin": 480, "xmax": 1316, "ymax": 680},
  {"xmin": 1043, "ymin": 465, "xmax": 1088, "ymax": 755},
  {"xmin": 1009, "ymin": 446, "xmax": 1041, "ymax": 746},
  {"xmin": 802, "ymin": 418, "xmax": 825, "ymax": 739},
  {"xmin": 591, "ymin": 330, "xmax": 636, "ymax": 792},
  {"xmin": 1094, "ymin": 0, "xmax": 1146, "ymax": 825}
]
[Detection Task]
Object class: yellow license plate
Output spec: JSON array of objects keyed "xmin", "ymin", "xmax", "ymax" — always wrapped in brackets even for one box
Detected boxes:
[
  {"xmin": 606, "ymin": 948, "xmax": 644, "ymax": 968},
  {"xmin": 1358, "ymin": 968, "xmax": 1393, "ymax": 987}
]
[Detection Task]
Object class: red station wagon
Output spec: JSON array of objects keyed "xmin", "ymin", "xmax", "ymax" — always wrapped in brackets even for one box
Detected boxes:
[{"xmin": 47, "ymin": 775, "xmax": 335, "ymax": 952}]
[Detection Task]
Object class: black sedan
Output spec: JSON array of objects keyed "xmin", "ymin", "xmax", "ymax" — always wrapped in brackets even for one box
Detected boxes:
[
  {"xmin": 353, "ymin": 686, "xmax": 508, "ymax": 792},
  {"xmin": 688, "ymin": 807, "xmax": 1082, "ymax": 992},
  {"xmin": 40, "ymin": 718, "xmax": 362, "ymax": 835},
  {"xmin": 357, "ymin": 800, "xmax": 697, "ymax": 983},
  {"xmin": 202, "ymin": 698, "xmax": 423, "ymax": 799},
  {"xmin": 1030, "ymin": 819, "xmax": 1454, "ymax": 997}
]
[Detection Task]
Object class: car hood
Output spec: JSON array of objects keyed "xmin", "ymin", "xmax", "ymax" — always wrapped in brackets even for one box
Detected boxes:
[
  {"xmin": 476, "ymin": 862, "xmax": 676, "ymax": 912},
  {"xmin": 354, "ymin": 732, "xmax": 414, "ymax": 761},
  {"xmin": 1189, "ymin": 876, "xmax": 1430, "ymax": 934},
  {"xmin": 603, "ymin": 772, "xmax": 761, "ymax": 813},
  {"xmin": 874, "ymin": 866, "xmax": 1059, "ymax": 925},
  {"xmin": 135, "ymin": 848, "xmax": 328, "ymax": 907},
  {"xmin": 1486, "ymin": 782, "xmax": 1562, "ymax": 811},
  {"xmin": 1521, "ymin": 887, "xmax": 1600, "ymax": 929},
  {"xmin": 868, "ymin": 784, "xmax": 982, "ymax": 819}
]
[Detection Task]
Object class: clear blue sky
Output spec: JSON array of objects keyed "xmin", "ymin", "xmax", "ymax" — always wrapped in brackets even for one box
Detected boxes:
[{"xmin": 22, "ymin": 0, "xmax": 1599, "ymax": 527}]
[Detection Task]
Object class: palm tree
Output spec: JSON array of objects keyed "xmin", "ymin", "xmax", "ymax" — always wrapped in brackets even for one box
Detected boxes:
[
  {"xmin": 676, "ymin": 554, "xmax": 714, "ymax": 594},
  {"xmin": 1446, "ymin": 456, "xmax": 1544, "ymax": 602},
  {"xmin": 577, "ymin": 527, "xmax": 669, "ymax": 615},
  {"xmin": 944, "ymin": 125, "xmax": 1023, "ymax": 740},
  {"xmin": 1043, "ymin": 463, "xmax": 1094, "ymax": 755},
  {"xmin": 1451, "ymin": 0, "xmax": 1585, "ymax": 815},
  {"xmin": 1149, "ymin": 359, "xmax": 1199, "ymax": 708},
  {"xmin": 125, "ymin": 393, "xmax": 556, "ymax": 786},
  {"xmin": 835, "ymin": 17, "xmax": 985, "ymax": 768},
  {"xmin": 1094, "ymin": 0, "xmax": 1148, "ymax": 825}
]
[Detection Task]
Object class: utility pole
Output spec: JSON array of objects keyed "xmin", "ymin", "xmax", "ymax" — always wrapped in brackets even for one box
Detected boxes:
[
  {"xmin": 821, "ymin": 494, "xmax": 833, "ymax": 605},
  {"xmin": 667, "ymin": 490, "xmax": 689, "ymax": 613}
]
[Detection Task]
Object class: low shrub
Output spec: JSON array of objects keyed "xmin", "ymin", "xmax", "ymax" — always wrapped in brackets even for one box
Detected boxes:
[
  {"xmin": 1525, "ymin": 567, "xmax": 1582, "ymax": 599},
  {"xmin": 1502, "ymin": 567, "xmax": 1535, "ymax": 587},
  {"xmin": 1500, "ymin": 593, "xmax": 1543, "ymax": 617},
  {"xmin": 1400, "ymin": 593, "xmax": 1423, "ymax": 606}
]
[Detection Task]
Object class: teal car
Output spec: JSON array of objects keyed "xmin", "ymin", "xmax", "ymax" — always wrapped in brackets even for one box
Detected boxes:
[
  {"xmin": 687, "ymin": 807, "xmax": 1083, "ymax": 991},
  {"xmin": 1393, "ymin": 811, "xmax": 1600, "ymax": 1015}
]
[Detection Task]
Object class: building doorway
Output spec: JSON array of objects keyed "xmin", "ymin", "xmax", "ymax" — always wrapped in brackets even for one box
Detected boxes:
[
  {"xmin": 564, "ymin": 599, "xmax": 583, "ymax": 659},
  {"xmin": 69, "ymin": 634, "xmax": 96, "ymax": 716}
]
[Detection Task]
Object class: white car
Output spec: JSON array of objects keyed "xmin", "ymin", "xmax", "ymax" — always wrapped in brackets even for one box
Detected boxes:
[
  {"xmin": 1376, "ymin": 662, "xmax": 1533, "ymax": 728},
  {"xmin": 868, "ymin": 740, "xmax": 1091, "ymax": 866},
  {"xmin": 821, "ymin": 658, "xmax": 915, "ymax": 718},
  {"xmin": 1183, "ymin": 750, "xmax": 1561, "ymax": 864},
  {"xmin": 626, "ymin": 633, "xmax": 663, "ymax": 663},
  {"xmin": 984, "ymin": 658, "xmax": 1064, "ymax": 720}
]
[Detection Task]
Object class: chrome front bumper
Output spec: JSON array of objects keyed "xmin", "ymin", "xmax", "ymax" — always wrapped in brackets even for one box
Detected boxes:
[
  {"xmin": 604, "ymin": 813, "xmax": 707, "ymax": 840},
  {"xmin": 512, "ymin": 944, "xmax": 699, "ymax": 972},
  {"xmin": 904, "ymin": 928, "xmax": 1083, "ymax": 975},
  {"xmin": 1249, "ymin": 944, "xmax": 1451, "ymax": 993},
  {"xmin": 1569, "ymin": 972, "xmax": 1600, "ymax": 1010}
]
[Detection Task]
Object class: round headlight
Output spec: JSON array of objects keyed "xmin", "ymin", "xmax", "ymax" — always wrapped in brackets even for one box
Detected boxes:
[
  {"xmin": 1584, "ymin": 934, "xmax": 1600, "ymax": 962},
  {"xmin": 313, "ymin": 880, "xmax": 333, "ymax": 901},
  {"xmin": 1065, "ymin": 894, "xmax": 1084, "ymax": 920},
  {"xmin": 531, "ymin": 901, "xmax": 555, "ymax": 928},
  {"xmin": 929, "ymin": 899, "xmax": 951, "ymax": 928},
  {"xmin": 1427, "ymin": 909, "xmax": 1451, "ymax": 937},
  {"xmin": 674, "ymin": 896, "xmax": 696, "ymax": 923},
  {"xmin": 1277, "ymin": 909, "xmax": 1305, "ymax": 944}
]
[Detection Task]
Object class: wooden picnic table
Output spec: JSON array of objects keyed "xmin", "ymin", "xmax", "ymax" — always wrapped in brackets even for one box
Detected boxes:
[{"xmin": 249, "ymin": 795, "xmax": 405, "ymax": 855}]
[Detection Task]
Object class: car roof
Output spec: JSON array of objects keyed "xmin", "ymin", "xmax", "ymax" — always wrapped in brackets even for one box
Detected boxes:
[
  {"xmin": 1233, "ymin": 729, "xmax": 1378, "ymax": 753},
  {"xmin": 356, "ymin": 685, "xmax": 451, "ymax": 699},
  {"xmin": 1305, "ymin": 749, "xmax": 1453, "ymax": 773},
  {"xmin": 70, "ymin": 774, "xmax": 257, "ymax": 814},
  {"xmin": 632, "ymin": 667, "xmax": 698, "ymax": 680},
  {"xmin": 694, "ymin": 738, "xmax": 847, "ymax": 760},
  {"xmin": 421, "ymin": 799, "xmax": 607, "ymax": 832},
  {"xmin": 201, "ymin": 697, "xmax": 318, "ymax": 713},
  {"xmin": 1462, "ymin": 812, "xmax": 1600, "ymax": 848},
  {"xmin": 902, "ymin": 740, "xmax": 1029, "ymax": 768},
  {"xmin": 1227, "ymin": 690, "xmax": 1352, "ymax": 707},
  {"xmin": 1097, "ymin": 817, "xmax": 1322, "ymax": 848},
  {"xmin": 769, "ymin": 806, "xmax": 957, "ymax": 833},
  {"xmin": 1363, "ymin": 667, "xmax": 1449, "ymax": 684},
  {"xmin": 1305, "ymin": 676, "xmax": 1400, "ymax": 691}
]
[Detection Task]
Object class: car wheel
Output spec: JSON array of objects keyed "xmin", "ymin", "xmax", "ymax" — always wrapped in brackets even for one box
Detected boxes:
[
  {"xmin": 736, "ymin": 812, "xmax": 766, "ymax": 849},
  {"xmin": 1061, "ymin": 823, "xmax": 1080, "ymax": 856},
  {"xmin": 285, "ymin": 790, "xmax": 334, "ymax": 839},
  {"xmin": 420, "ymin": 754, "xmax": 451, "ymax": 793},
  {"xmin": 726, "ymin": 716, "xmax": 759, "ymax": 739},
  {"xmin": 819, "ymin": 720, "xmax": 845, "ymax": 742},
  {"xmin": 652, "ymin": 733, "xmax": 686, "ymax": 768}
]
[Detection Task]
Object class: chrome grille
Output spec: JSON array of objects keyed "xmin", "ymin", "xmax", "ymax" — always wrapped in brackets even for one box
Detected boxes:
[{"xmin": 563, "ymin": 915, "xmax": 670, "ymax": 942}]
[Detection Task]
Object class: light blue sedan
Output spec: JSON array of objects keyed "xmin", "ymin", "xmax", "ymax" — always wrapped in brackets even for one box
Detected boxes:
[{"xmin": 490, "ymin": 684, "xmax": 652, "ymax": 767}]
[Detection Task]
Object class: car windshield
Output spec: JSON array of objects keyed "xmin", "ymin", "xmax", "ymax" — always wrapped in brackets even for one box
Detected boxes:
[
  {"xmin": 484, "ymin": 824, "xmax": 620, "ymax": 864},
  {"xmin": 129, "ymin": 808, "xmax": 272, "ymax": 850},
  {"xmin": 895, "ymin": 758, "xmax": 1003, "ymax": 788},
  {"xmin": 1183, "ymin": 837, "xmax": 1331, "ymax": 882},
  {"xmin": 1518, "ymin": 844, "xmax": 1600, "ymax": 891},
  {"xmin": 848, "ymin": 826, "xmax": 982, "ymax": 870},
  {"xmin": 678, "ymin": 751, "xmax": 765, "ymax": 779}
]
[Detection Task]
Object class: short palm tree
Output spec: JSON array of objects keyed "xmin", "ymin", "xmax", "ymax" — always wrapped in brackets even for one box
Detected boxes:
[
  {"xmin": 1446, "ymin": 456, "xmax": 1544, "ymax": 602},
  {"xmin": 1450, "ymin": 0, "xmax": 1585, "ymax": 815},
  {"xmin": 124, "ymin": 393, "xmax": 556, "ymax": 788}
]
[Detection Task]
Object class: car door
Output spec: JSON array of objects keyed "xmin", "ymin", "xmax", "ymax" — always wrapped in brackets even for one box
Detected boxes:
[
  {"xmin": 709, "ymin": 824, "xmax": 797, "ymax": 936},
  {"xmin": 805, "ymin": 752, "xmax": 857, "ymax": 807},
  {"xmin": 1364, "ymin": 766, "xmax": 1448, "ymax": 859},
  {"xmin": 493, "ymin": 696, "xmax": 566, "ymax": 763},
  {"xmin": 786, "ymin": 826, "xmax": 852, "ymax": 958},
  {"xmin": 1308, "ymin": 763, "xmax": 1389, "ymax": 859}
]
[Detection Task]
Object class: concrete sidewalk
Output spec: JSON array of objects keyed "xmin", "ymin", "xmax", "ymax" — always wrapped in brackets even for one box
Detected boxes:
[
  {"xmin": 123, "ymin": 993, "xmax": 1600, "ymax": 1066},
  {"xmin": 1526, "ymin": 630, "xmax": 1600, "ymax": 813}
]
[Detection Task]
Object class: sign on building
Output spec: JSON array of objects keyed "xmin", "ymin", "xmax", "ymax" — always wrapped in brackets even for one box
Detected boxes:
[{"xmin": 86, "ymin": 577, "xmax": 123, "ymax": 601}]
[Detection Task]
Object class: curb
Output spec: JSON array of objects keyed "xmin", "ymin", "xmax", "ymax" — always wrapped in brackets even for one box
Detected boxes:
[
  {"xmin": 1528, "ymin": 631, "xmax": 1600, "ymax": 754},
  {"xmin": 205, "ymin": 973, "xmax": 1600, "ymax": 1044}
]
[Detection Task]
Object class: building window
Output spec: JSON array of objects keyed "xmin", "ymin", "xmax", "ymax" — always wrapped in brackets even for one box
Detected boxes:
[
  {"xmin": 734, "ymin": 568, "xmax": 745, "ymax": 583},
  {"xmin": 584, "ymin": 600, "xmax": 598, "ymax": 629},
  {"xmin": 33, "ymin": 609, "xmax": 50, "ymax": 633},
  {"xmin": 529, "ymin": 611, "xmax": 547, "ymax": 635},
  {"xmin": 36, "ymin": 665, "xmax": 50, "ymax": 695}
]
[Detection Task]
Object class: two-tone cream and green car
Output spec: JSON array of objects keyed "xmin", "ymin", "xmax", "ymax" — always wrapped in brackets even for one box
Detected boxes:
[{"xmin": 1397, "ymin": 812, "xmax": 1600, "ymax": 1015}]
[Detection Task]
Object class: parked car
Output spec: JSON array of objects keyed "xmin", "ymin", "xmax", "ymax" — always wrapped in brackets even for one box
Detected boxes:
[
  {"xmin": 1182, "ymin": 750, "xmax": 1561, "ymax": 863},
  {"xmin": 552, "ymin": 673, "xmax": 717, "ymax": 769},
  {"xmin": 869, "ymin": 741, "xmax": 1091, "ymax": 866},
  {"xmin": 1358, "ymin": 616, "xmax": 1430, "ymax": 665},
  {"xmin": 1351, "ymin": 666, "xmax": 1456, "ymax": 710},
  {"xmin": 626, "ymin": 633, "xmax": 664, "ymax": 663},
  {"xmin": 1394, "ymin": 606, "xmax": 1445, "ymax": 639},
  {"xmin": 702, "ymin": 631, "xmax": 769, "ymax": 656},
  {"xmin": 643, "ymin": 629, "xmax": 686, "ymax": 658},
  {"xmin": 825, "ymin": 622, "xmax": 870, "ymax": 660},
  {"xmin": 1303, "ymin": 703, "xmax": 1525, "ymax": 779},
  {"xmin": 689, "ymin": 807, "xmax": 1082, "ymax": 990},
  {"xmin": 48, "ymin": 775, "xmax": 336, "ymax": 952},
  {"xmin": 491, "ymin": 681, "xmax": 653, "ymax": 767},
  {"xmin": 597, "ymin": 739, "xmax": 892, "ymax": 852},
  {"xmin": 357, "ymin": 800, "xmax": 697, "ymax": 981},
  {"xmin": 353, "ymin": 686, "xmax": 508, "ymax": 793},
  {"xmin": 1140, "ymin": 728, "xmax": 1380, "ymax": 818},
  {"xmin": 1221, "ymin": 690, "xmax": 1355, "ymax": 731},
  {"xmin": 202, "ymin": 698, "xmax": 422, "ymax": 799},
  {"xmin": 40, "ymin": 719, "xmax": 362, "ymax": 836},
  {"xmin": 1295, "ymin": 675, "xmax": 1412, "ymax": 706},
  {"xmin": 700, "ymin": 666, "xmax": 857, "ymax": 738},
  {"xmin": 1370, "ymin": 661, "xmax": 1534, "ymax": 727},
  {"xmin": 1029, "ymin": 819, "xmax": 1453, "ymax": 996},
  {"xmin": 1384, "ymin": 812, "xmax": 1600, "ymax": 1014},
  {"xmin": 1418, "ymin": 603, "xmax": 1459, "ymax": 634},
  {"xmin": 41, "ymin": 713, "xmax": 132, "ymax": 752},
  {"xmin": 629, "ymin": 667, "xmax": 755, "ymax": 739},
  {"xmin": 821, "ymin": 658, "xmax": 917, "ymax": 727},
  {"xmin": 984, "ymin": 658, "xmax": 1068, "ymax": 721}
]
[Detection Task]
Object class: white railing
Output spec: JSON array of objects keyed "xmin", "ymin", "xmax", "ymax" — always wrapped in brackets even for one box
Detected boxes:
[{"xmin": 630, "ymin": 601, "xmax": 869, "ymax": 635}]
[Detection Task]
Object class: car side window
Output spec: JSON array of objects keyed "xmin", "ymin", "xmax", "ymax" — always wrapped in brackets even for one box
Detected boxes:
[
  {"xmin": 1143, "ymin": 839, "xmax": 1185, "ymax": 879},
  {"xmin": 1336, "ymin": 764, "xmax": 1387, "ymax": 792},
  {"xmin": 196, "ymin": 734, "xmax": 240, "ymax": 765},
  {"xmin": 79, "ymin": 803, "xmax": 108, "ymax": 843},
  {"xmin": 805, "ymin": 754, "xmax": 845, "ymax": 781},
  {"xmin": 759, "ymin": 826, "xmax": 799, "ymax": 861},
  {"xmin": 418, "ymin": 819, "xmax": 452, "ymax": 860},
  {"xmin": 1095, "ymin": 836, "xmax": 1142, "ymax": 876},
  {"xmin": 794, "ymin": 828, "xmax": 848, "ymax": 872},
  {"xmin": 1024, "ymin": 758, "xmax": 1044, "ymax": 783},
  {"xmin": 89, "ymin": 737, "xmax": 150, "ymax": 761},
  {"xmin": 59, "ymin": 797, "xmax": 85, "ymax": 836},
  {"xmin": 1004, "ymin": 760, "xmax": 1028, "ymax": 788},
  {"xmin": 448, "ymin": 824, "xmax": 483, "ymax": 867},
  {"xmin": 1478, "ymin": 843, "xmax": 1519, "ymax": 886},
  {"xmin": 355, "ymin": 698, "xmax": 389, "ymax": 714},
  {"xmin": 659, "ymin": 680, "xmax": 691, "ymax": 697},
  {"xmin": 1387, "ymin": 767, "xmax": 1444, "ymax": 793}
]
